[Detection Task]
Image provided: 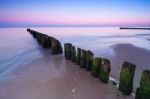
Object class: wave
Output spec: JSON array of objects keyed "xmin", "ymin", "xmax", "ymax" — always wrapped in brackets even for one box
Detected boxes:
[{"xmin": 0, "ymin": 47, "xmax": 42, "ymax": 78}]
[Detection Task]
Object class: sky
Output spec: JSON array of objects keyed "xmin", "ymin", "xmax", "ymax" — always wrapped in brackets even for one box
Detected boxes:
[{"xmin": 0, "ymin": 0, "xmax": 150, "ymax": 27}]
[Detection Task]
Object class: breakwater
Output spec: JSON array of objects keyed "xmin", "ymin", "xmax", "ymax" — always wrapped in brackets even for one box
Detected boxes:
[
  {"xmin": 120, "ymin": 27, "xmax": 150, "ymax": 30},
  {"xmin": 64, "ymin": 43, "xmax": 150, "ymax": 99},
  {"xmin": 27, "ymin": 28, "xmax": 62, "ymax": 54},
  {"xmin": 27, "ymin": 29, "xmax": 150, "ymax": 99}
]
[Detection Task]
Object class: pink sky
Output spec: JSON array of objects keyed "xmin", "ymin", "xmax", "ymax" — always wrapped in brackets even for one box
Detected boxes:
[{"xmin": 0, "ymin": 0, "xmax": 150, "ymax": 27}]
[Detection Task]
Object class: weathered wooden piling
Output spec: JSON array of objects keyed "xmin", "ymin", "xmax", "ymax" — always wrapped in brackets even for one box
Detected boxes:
[
  {"xmin": 135, "ymin": 70, "xmax": 150, "ymax": 99},
  {"xmin": 41, "ymin": 34, "xmax": 46, "ymax": 46},
  {"xmin": 33, "ymin": 31, "xmax": 38, "ymax": 38},
  {"xmin": 80, "ymin": 49, "xmax": 86, "ymax": 68},
  {"xmin": 27, "ymin": 28, "xmax": 30, "ymax": 32},
  {"xmin": 27, "ymin": 28, "xmax": 32, "ymax": 34},
  {"xmin": 99, "ymin": 58, "xmax": 111, "ymax": 84},
  {"xmin": 119, "ymin": 62, "xmax": 136, "ymax": 95},
  {"xmin": 34, "ymin": 32, "xmax": 40, "ymax": 44},
  {"xmin": 91, "ymin": 57, "xmax": 101, "ymax": 77},
  {"xmin": 85, "ymin": 50, "xmax": 94, "ymax": 71},
  {"xmin": 64, "ymin": 43, "xmax": 72, "ymax": 59},
  {"xmin": 67, "ymin": 43, "xmax": 72, "ymax": 59},
  {"xmin": 27, "ymin": 29, "xmax": 63, "ymax": 55},
  {"xmin": 27, "ymin": 29, "xmax": 39, "ymax": 38},
  {"xmin": 41, "ymin": 34, "xmax": 51, "ymax": 48},
  {"xmin": 51, "ymin": 38, "xmax": 63, "ymax": 54},
  {"xmin": 40, "ymin": 33, "xmax": 43, "ymax": 44},
  {"xmin": 76, "ymin": 48, "xmax": 81, "ymax": 65},
  {"xmin": 48, "ymin": 36, "xmax": 52, "ymax": 48},
  {"xmin": 71, "ymin": 46, "xmax": 76, "ymax": 62},
  {"xmin": 64, "ymin": 43, "xmax": 68, "ymax": 58}
]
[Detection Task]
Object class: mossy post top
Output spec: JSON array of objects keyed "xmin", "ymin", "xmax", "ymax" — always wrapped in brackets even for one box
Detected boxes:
[
  {"xmin": 87, "ymin": 50, "xmax": 94, "ymax": 56},
  {"xmin": 119, "ymin": 61, "xmax": 136, "ymax": 95},
  {"xmin": 101, "ymin": 58, "xmax": 110, "ymax": 64},
  {"xmin": 140, "ymin": 69, "xmax": 150, "ymax": 86},
  {"xmin": 122, "ymin": 61, "xmax": 136, "ymax": 73},
  {"xmin": 64, "ymin": 43, "xmax": 72, "ymax": 46}
]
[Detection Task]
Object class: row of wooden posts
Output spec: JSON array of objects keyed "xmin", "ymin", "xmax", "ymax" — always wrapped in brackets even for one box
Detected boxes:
[
  {"xmin": 27, "ymin": 29, "xmax": 149, "ymax": 99},
  {"xmin": 27, "ymin": 28, "xmax": 63, "ymax": 54},
  {"xmin": 64, "ymin": 42, "xmax": 150, "ymax": 99}
]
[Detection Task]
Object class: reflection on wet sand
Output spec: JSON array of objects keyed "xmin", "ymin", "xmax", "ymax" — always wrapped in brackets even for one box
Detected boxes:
[{"xmin": 0, "ymin": 50, "xmax": 133, "ymax": 99}]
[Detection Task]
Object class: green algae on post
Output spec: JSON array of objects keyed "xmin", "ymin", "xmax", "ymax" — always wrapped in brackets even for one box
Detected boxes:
[
  {"xmin": 41, "ymin": 34, "xmax": 50, "ymax": 48},
  {"xmin": 64, "ymin": 43, "xmax": 72, "ymax": 59},
  {"xmin": 64, "ymin": 43, "xmax": 68, "ymax": 58},
  {"xmin": 80, "ymin": 49, "xmax": 86, "ymax": 68},
  {"xmin": 85, "ymin": 50, "xmax": 94, "ymax": 71},
  {"xmin": 76, "ymin": 48, "xmax": 81, "ymax": 65},
  {"xmin": 99, "ymin": 58, "xmax": 111, "ymax": 84},
  {"xmin": 119, "ymin": 62, "xmax": 136, "ymax": 95},
  {"xmin": 135, "ymin": 70, "xmax": 150, "ymax": 99},
  {"xmin": 91, "ymin": 57, "xmax": 101, "ymax": 77},
  {"xmin": 51, "ymin": 38, "xmax": 63, "ymax": 54},
  {"xmin": 71, "ymin": 46, "xmax": 76, "ymax": 62}
]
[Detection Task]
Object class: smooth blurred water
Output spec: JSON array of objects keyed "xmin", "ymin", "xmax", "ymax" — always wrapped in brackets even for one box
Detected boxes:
[
  {"xmin": 31, "ymin": 27, "xmax": 150, "ymax": 52},
  {"xmin": 0, "ymin": 27, "xmax": 150, "ymax": 78}
]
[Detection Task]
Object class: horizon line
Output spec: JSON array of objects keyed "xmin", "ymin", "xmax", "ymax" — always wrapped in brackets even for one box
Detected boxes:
[{"xmin": 0, "ymin": 24, "xmax": 150, "ymax": 28}]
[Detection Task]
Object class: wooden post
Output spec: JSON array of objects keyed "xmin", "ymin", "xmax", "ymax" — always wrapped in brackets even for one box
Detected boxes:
[
  {"xmin": 76, "ymin": 48, "xmax": 81, "ymax": 65},
  {"xmin": 51, "ymin": 38, "xmax": 63, "ymax": 54},
  {"xmin": 119, "ymin": 62, "xmax": 136, "ymax": 95},
  {"xmin": 71, "ymin": 46, "xmax": 76, "ymax": 62},
  {"xmin": 135, "ymin": 70, "xmax": 150, "ymax": 99},
  {"xmin": 80, "ymin": 49, "xmax": 86, "ymax": 68},
  {"xmin": 99, "ymin": 58, "xmax": 111, "ymax": 84},
  {"xmin": 85, "ymin": 50, "xmax": 94, "ymax": 71},
  {"xmin": 91, "ymin": 57, "xmax": 101, "ymax": 77},
  {"xmin": 64, "ymin": 43, "xmax": 72, "ymax": 59}
]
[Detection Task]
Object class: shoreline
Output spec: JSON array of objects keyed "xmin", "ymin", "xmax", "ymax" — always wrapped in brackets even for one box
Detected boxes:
[
  {"xmin": 0, "ymin": 52, "xmax": 134, "ymax": 99},
  {"xmin": 1, "ymin": 28, "xmax": 150, "ymax": 99},
  {"xmin": 110, "ymin": 43, "xmax": 150, "ymax": 92}
]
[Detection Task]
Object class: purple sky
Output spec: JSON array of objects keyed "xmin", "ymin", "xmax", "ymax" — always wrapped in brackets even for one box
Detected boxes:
[{"xmin": 0, "ymin": 0, "xmax": 150, "ymax": 27}]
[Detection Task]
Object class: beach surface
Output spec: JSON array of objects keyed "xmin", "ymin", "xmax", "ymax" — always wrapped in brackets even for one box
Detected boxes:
[
  {"xmin": 110, "ymin": 44, "xmax": 150, "ymax": 92},
  {"xmin": 0, "ymin": 27, "xmax": 150, "ymax": 99},
  {"xmin": 0, "ymin": 49, "xmax": 133, "ymax": 99}
]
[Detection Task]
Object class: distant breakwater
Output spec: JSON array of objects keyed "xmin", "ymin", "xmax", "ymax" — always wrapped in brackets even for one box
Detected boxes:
[
  {"xmin": 27, "ymin": 28, "xmax": 150, "ymax": 99},
  {"xmin": 120, "ymin": 27, "xmax": 150, "ymax": 30}
]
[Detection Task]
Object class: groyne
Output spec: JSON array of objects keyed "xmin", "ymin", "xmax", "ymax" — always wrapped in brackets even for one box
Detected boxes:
[
  {"xmin": 27, "ymin": 28, "xmax": 150, "ymax": 99},
  {"xmin": 64, "ymin": 43, "xmax": 150, "ymax": 99},
  {"xmin": 27, "ymin": 28, "xmax": 62, "ymax": 54},
  {"xmin": 120, "ymin": 27, "xmax": 150, "ymax": 30}
]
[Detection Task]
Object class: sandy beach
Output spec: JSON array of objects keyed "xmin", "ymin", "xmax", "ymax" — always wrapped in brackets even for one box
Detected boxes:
[
  {"xmin": 0, "ymin": 0, "xmax": 150, "ymax": 98},
  {"xmin": 110, "ymin": 44, "xmax": 150, "ymax": 92},
  {"xmin": 0, "ymin": 27, "xmax": 150, "ymax": 99},
  {"xmin": 0, "ymin": 44, "xmax": 150, "ymax": 99},
  {"xmin": 0, "ymin": 49, "xmax": 134, "ymax": 99}
]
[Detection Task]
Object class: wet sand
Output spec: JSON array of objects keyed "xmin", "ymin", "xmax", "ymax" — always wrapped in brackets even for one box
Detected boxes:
[
  {"xmin": 1, "ymin": 27, "xmax": 150, "ymax": 99},
  {"xmin": 0, "ymin": 49, "xmax": 133, "ymax": 99},
  {"xmin": 110, "ymin": 44, "xmax": 150, "ymax": 92}
]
